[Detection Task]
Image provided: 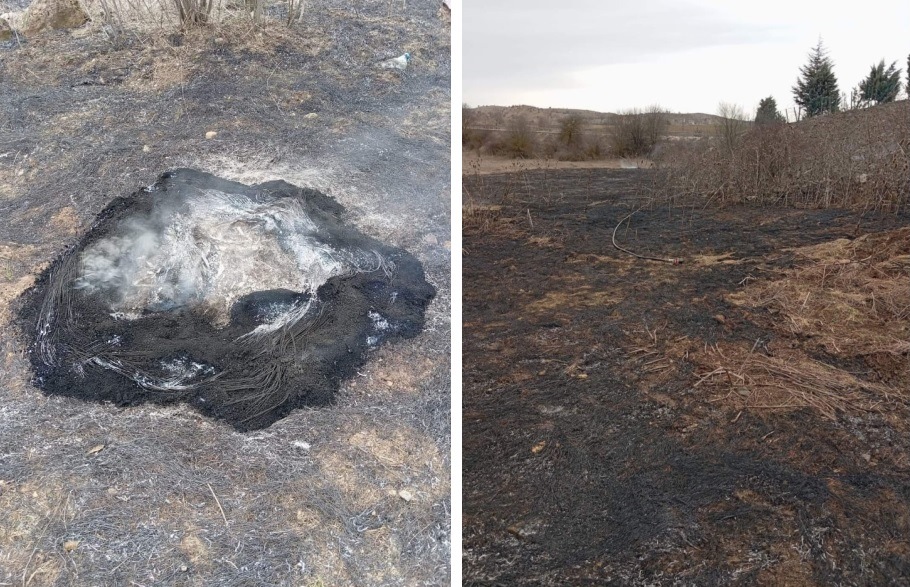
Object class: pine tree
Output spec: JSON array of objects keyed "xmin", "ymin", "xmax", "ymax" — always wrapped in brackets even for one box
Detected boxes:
[
  {"xmin": 792, "ymin": 40, "xmax": 840, "ymax": 117},
  {"xmin": 754, "ymin": 96, "xmax": 785, "ymax": 125},
  {"xmin": 858, "ymin": 59, "xmax": 902, "ymax": 104}
]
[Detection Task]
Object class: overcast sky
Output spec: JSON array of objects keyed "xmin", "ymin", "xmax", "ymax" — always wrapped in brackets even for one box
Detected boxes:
[{"xmin": 464, "ymin": 0, "xmax": 910, "ymax": 116}]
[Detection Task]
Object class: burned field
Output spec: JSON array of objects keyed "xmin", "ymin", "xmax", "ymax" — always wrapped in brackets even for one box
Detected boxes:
[
  {"xmin": 0, "ymin": 2, "xmax": 449, "ymax": 585},
  {"xmin": 464, "ymin": 168, "xmax": 910, "ymax": 585}
]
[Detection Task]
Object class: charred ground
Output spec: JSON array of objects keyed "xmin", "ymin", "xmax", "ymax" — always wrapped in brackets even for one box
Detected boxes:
[
  {"xmin": 0, "ymin": 3, "xmax": 450, "ymax": 585},
  {"xmin": 16, "ymin": 169, "xmax": 436, "ymax": 431},
  {"xmin": 464, "ymin": 168, "xmax": 910, "ymax": 585}
]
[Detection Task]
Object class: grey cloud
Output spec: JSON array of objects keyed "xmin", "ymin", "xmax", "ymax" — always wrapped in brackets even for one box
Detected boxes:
[{"xmin": 466, "ymin": 0, "xmax": 780, "ymax": 100}]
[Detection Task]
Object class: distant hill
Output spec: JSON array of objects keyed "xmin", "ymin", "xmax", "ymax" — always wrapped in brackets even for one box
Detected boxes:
[{"xmin": 466, "ymin": 105, "xmax": 730, "ymax": 139}]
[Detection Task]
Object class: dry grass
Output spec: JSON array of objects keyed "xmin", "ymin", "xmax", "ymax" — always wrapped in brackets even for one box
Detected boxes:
[
  {"xmin": 693, "ymin": 343, "xmax": 905, "ymax": 420},
  {"xmin": 0, "ymin": 243, "xmax": 42, "ymax": 327},
  {"xmin": 691, "ymin": 228, "xmax": 910, "ymax": 419},
  {"xmin": 463, "ymin": 152, "xmax": 648, "ymax": 175},
  {"xmin": 525, "ymin": 287, "xmax": 622, "ymax": 314},
  {"xmin": 730, "ymin": 228, "xmax": 910, "ymax": 359}
]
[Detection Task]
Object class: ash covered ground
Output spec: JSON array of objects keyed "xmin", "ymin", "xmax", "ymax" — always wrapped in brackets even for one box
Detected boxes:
[{"xmin": 0, "ymin": 2, "xmax": 450, "ymax": 585}]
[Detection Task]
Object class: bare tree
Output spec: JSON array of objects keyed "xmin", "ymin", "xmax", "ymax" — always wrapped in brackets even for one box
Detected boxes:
[
  {"xmin": 609, "ymin": 105, "xmax": 668, "ymax": 157},
  {"xmin": 558, "ymin": 114, "xmax": 583, "ymax": 149},
  {"xmin": 503, "ymin": 116, "xmax": 536, "ymax": 159},
  {"xmin": 716, "ymin": 102, "xmax": 749, "ymax": 152}
]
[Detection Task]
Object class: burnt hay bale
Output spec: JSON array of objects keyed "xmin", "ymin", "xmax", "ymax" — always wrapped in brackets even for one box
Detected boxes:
[{"xmin": 15, "ymin": 169, "xmax": 435, "ymax": 430}]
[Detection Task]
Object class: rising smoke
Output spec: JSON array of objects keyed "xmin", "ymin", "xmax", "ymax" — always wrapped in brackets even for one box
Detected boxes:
[{"xmin": 71, "ymin": 186, "xmax": 373, "ymax": 328}]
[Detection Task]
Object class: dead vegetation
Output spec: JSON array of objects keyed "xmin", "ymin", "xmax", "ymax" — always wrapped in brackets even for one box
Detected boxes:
[
  {"xmin": 686, "ymin": 121, "xmax": 906, "ymax": 421},
  {"xmin": 658, "ymin": 101, "xmax": 910, "ymax": 212},
  {"xmin": 733, "ymin": 227, "xmax": 910, "ymax": 358},
  {"xmin": 692, "ymin": 227, "xmax": 910, "ymax": 418}
]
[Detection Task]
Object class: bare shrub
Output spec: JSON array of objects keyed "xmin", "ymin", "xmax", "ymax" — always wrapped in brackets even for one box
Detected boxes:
[
  {"xmin": 464, "ymin": 128, "xmax": 490, "ymax": 153},
  {"xmin": 173, "ymin": 0, "xmax": 214, "ymax": 25},
  {"xmin": 501, "ymin": 116, "xmax": 536, "ymax": 159},
  {"xmin": 285, "ymin": 0, "xmax": 304, "ymax": 25},
  {"xmin": 584, "ymin": 140, "xmax": 606, "ymax": 160},
  {"xmin": 95, "ymin": 0, "xmax": 178, "ymax": 35},
  {"xmin": 715, "ymin": 102, "xmax": 750, "ymax": 152},
  {"xmin": 657, "ymin": 101, "xmax": 910, "ymax": 213},
  {"xmin": 462, "ymin": 103, "xmax": 476, "ymax": 147},
  {"xmin": 557, "ymin": 137, "xmax": 608, "ymax": 162},
  {"xmin": 244, "ymin": 0, "xmax": 262, "ymax": 22},
  {"xmin": 609, "ymin": 105, "xmax": 668, "ymax": 157},
  {"xmin": 558, "ymin": 114, "xmax": 583, "ymax": 149}
]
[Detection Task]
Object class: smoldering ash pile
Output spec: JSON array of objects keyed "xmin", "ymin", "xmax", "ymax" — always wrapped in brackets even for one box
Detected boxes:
[{"xmin": 17, "ymin": 169, "xmax": 435, "ymax": 430}]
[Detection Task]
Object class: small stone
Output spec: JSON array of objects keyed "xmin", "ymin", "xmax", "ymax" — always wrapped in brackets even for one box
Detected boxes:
[
  {"xmin": 862, "ymin": 453, "xmax": 872, "ymax": 462},
  {"xmin": 142, "ymin": 145, "xmax": 150, "ymax": 153},
  {"xmin": 398, "ymin": 489, "xmax": 413, "ymax": 502},
  {"xmin": 180, "ymin": 565, "xmax": 188, "ymax": 572},
  {"xmin": 205, "ymin": 131, "xmax": 218, "ymax": 139},
  {"xmin": 714, "ymin": 314, "xmax": 726, "ymax": 324},
  {"xmin": 304, "ymin": 113, "xmax": 318, "ymax": 119},
  {"xmin": 63, "ymin": 540, "xmax": 79, "ymax": 552}
]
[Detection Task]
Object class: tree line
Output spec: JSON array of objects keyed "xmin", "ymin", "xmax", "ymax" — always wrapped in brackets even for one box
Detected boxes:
[
  {"xmin": 756, "ymin": 40, "xmax": 908, "ymax": 125},
  {"xmin": 463, "ymin": 40, "xmax": 909, "ymax": 159}
]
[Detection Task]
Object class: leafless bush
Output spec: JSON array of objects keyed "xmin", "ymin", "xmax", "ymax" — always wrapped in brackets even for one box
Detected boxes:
[
  {"xmin": 244, "ymin": 0, "xmax": 262, "ymax": 22},
  {"xmin": 715, "ymin": 102, "xmax": 750, "ymax": 153},
  {"xmin": 538, "ymin": 132, "xmax": 606, "ymax": 162},
  {"xmin": 91, "ymin": 0, "xmax": 283, "ymax": 34},
  {"xmin": 462, "ymin": 103, "xmax": 479, "ymax": 149},
  {"xmin": 609, "ymin": 105, "xmax": 669, "ymax": 157},
  {"xmin": 285, "ymin": 0, "xmax": 304, "ymax": 25},
  {"xmin": 464, "ymin": 128, "xmax": 490, "ymax": 153},
  {"xmin": 558, "ymin": 114, "xmax": 583, "ymax": 149},
  {"xmin": 657, "ymin": 101, "xmax": 910, "ymax": 213},
  {"xmin": 174, "ymin": 0, "xmax": 214, "ymax": 25},
  {"xmin": 96, "ymin": 0, "xmax": 178, "ymax": 35},
  {"xmin": 499, "ymin": 116, "xmax": 536, "ymax": 159}
]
